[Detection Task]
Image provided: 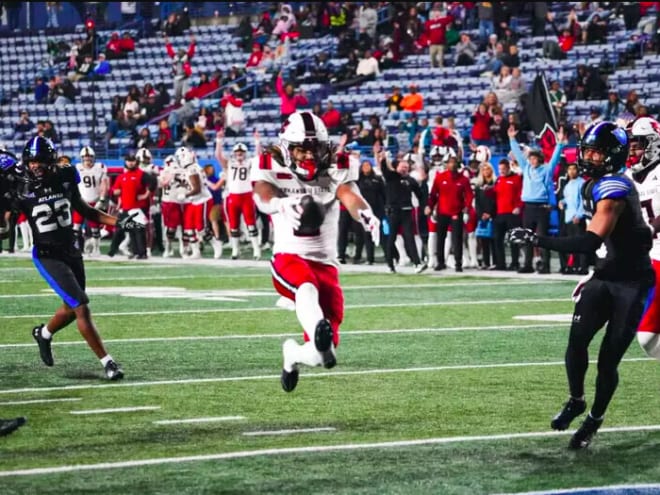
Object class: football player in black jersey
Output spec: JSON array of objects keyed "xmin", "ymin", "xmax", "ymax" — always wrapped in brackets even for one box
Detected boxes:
[
  {"xmin": 507, "ymin": 121, "xmax": 655, "ymax": 449},
  {"xmin": 5, "ymin": 137, "xmax": 144, "ymax": 380}
]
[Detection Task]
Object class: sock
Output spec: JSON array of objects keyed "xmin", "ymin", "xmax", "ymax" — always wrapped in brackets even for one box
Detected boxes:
[
  {"xmin": 250, "ymin": 237, "xmax": 261, "ymax": 257},
  {"xmin": 41, "ymin": 325, "xmax": 52, "ymax": 340},
  {"xmin": 230, "ymin": 237, "xmax": 240, "ymax": 256},
  {"xmin": 588, "ymin": 412, "xmax": 604, "ymax": 421},
  {"xmin": 286, "ymin": 341, "xmax": 324, "ymax": 369},
  {"xmin": 428, "ymin": 232, "xmax": 437, "ymax": 264},
  {"xmin": 100, "ymin": 355, "xmax": 113, "ymax": 367},
  {"xmin": 295, "ymin": 283, "xmax": 324, "ymax": 342}
]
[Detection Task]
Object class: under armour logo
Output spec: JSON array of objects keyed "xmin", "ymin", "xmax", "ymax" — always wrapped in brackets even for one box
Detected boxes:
[{"xmin": 573, "ymin": 314, "xmax": 581, "ymax": 323}]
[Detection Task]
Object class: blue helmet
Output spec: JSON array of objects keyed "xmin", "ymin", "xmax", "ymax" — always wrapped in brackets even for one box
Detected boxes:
[{"xmin": 578, "ymin": 121, "xmax": 629, "ymax": 179}]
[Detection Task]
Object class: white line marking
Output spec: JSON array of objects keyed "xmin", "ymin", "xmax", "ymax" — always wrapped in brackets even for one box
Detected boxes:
[
  {"xmin": 0, "ymin": 398, "xmax": 81, "ymax": 406},
  {"xmin": 69, "ymin": 406, "xmax": 161, "ymax": 415},
  {"xmin": 0, "ymin": 324, "xmax": 562, "ymax": 349},
  {"xmin": 0, "ymin": 298, "xmax": 567, "ymax": 320},
  {"xmin": 494, "ymin": 483, "xmax": 660, "ymax": 495},
  {"xmin": 0, "ymin": 424, "xmax": 658, "ymax": 477},
  {"xmin": 0, "ymin": 280, "xmax": 568, "ymax": 299},
  {"xmin": 243, "ymin": 427, "xmax": 336, "ymax": 436},
  {"xmin": 0, "ymin": 358, "xmax": 650, "ymax": 395},
  {"xmin": 153, "ymin": 416, "xmax": 245, "ymax": 425},
  {"xmin": 513, "ymin": 314, "xmax": 573, "ymax": 322}
]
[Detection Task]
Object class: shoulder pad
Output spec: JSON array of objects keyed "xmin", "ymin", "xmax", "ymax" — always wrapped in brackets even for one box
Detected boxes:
[{"xmin": 593, "ymin": 175, "xmax": 632, "ymax": 202}]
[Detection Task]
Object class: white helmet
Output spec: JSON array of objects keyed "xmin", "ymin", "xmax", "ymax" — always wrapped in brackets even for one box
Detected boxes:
[
  {"xmin": 80, "ymin": 146, "xmax": 95, "ymax": 167},
  {"xmin": 163, "ymin": 154, "xmax": 178, "ymax": 169},
  {"xmin": 174, "ymin": 146, "xmax": 195, "ymax": 168},
  {"xmin": 136, "ymin": 148, "xmax": 153, "ymax": 167},
  {"xmin": 628, "ymin": 117, "xmax": 660, "ymax": 174},
  {"xmin": 473, "ymin": 145, "xmax": 491, "ymax": 163},
  {"xmin": 278, "ymin": 111, "xmax": 331, "ymax": 181}
]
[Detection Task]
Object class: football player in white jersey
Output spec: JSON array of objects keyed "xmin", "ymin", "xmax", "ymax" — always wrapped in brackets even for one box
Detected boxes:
[
  {"xmin": 251, "ymin": 111, "xmax": 380, "ymax": 392},
  {"xmin": 159, "ymin": 154, "xmax": 186, "ymax": 257},
  {"xmin": 136, "ymin": 148, "xmax": 161, "ymax": 256},
  {"xmin": 74, "ymin": 146, "xmax": 109, "ymax": 256},
  {"xmin": 175, "ymin": 146, "xmax": 212, "ymax": 258},
  {"xmin": 215, "ymin": 129, "xmax": 261, "ymax": 260},
  {"xmin": 627, "ymin": 117, "xmax": 660, "ymax": 359}
]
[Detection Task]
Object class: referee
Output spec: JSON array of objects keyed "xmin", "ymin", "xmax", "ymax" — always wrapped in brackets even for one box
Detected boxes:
[{"xmin": 378, "ymin": 149, "xmax": 427, "ymax": 273}]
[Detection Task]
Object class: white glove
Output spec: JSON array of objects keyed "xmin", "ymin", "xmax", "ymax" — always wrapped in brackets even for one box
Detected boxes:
[
  {"xmin": 358, "ymin": 208, "xmax": 381, "ymax": 246},
  {"xmin": 271, "ymin": 196, "xmax": 302, "ymax": 230}
]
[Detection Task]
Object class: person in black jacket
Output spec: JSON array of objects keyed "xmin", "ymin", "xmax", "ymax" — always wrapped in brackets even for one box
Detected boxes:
[
  {"xmin": 354, "ymin": 159, "xmax": 386, "ymax": 264},
  {"xmin": 378, "ymin": 148, "xmax": 427, "ymax": 273},
  {"xmin": 474, "ymin": 162, "xmax": 496, "ymax": 269}
]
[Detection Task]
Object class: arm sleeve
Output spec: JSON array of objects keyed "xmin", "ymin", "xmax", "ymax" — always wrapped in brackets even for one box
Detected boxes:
[
  {"xmin": 537, "ymin": 230, "xmax": 603, "ymax": 253},
  {"xmin": 509, "ymin": 137, "xmax": 529, "ymax": 173}
]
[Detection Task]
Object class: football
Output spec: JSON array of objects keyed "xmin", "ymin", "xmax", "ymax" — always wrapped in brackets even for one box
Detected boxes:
[{"xmin": 297, "ymin": 194, "xmax": 325, "ymax": 235}]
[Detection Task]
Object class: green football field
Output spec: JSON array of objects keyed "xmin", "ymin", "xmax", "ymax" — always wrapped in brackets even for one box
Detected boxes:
[{"xmin": 1, "ymin": 256, "xmax": 660, "ymax": 495}]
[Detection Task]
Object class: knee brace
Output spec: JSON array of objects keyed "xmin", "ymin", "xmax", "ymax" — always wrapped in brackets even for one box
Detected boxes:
[
  {"xmin": 230, "ymin": 229, "xmax": 241, "ymax": 238},
  {"xmin": 248, "ymin": 225, "xmax": 258, "ymax": 237}
]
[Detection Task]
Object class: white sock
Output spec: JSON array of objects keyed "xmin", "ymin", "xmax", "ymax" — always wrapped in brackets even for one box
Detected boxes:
[
  {"xmin": 414, "ymin": 235, "xmax": 422, "ymax": 261},
  {"xmin": 250, "ymin": 237, "xmax": 261, "ymax": 258},
  {"xmin": 468, "ymin": 233, "xmax": 477, "ymax": 265},
  {"xmin": 41, "ymin": 325, "xmax": 52, "ymax": 340},
  {"xmin": 100, "ymin": 354, "xmax": 113, "ymax": 366},
  {"xmin": 230, "ymin": 237, "xmax": 240, "ymax": 256},
  {"xmin": 295, "ymin": 283, "xmax": 324, "ymax": 342},
  {"xmin": 428, "ymin": 232, "xmax": 437, "ymax": 265}
]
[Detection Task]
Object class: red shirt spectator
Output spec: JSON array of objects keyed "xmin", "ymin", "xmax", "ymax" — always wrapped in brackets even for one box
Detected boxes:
[
  {"xmin": 558, "ymin": 29, "xmax": 575, "ymax": 53},
  {"xmin": 427, "ymin": 165, "xmax": 473, "ymax": 217},
  {"xmin": 321, "ymin": 101, "xmax": 341, "ymax": 130},
  {"xmin": 185, "ymin": 72, "xmax": 221, "ymax": 100},
  {"xmin": 470, "ymin": 104, "xmax": 492, "ymax": 142},
  {"xmin": 156, "ymin": 120, "xmax": 173, "ymax": 149},
  {"xmin": 112, "ymin": 158, "xmax": 151, "ymax": 210},
  {"xmin": 489, "ymin": 168, "xmax": 523, "ymax": 215},
  {"xmin": 118, "ymin": 32, "xmax": 135, "ymax": 53},
  {"xmin": 424, "ymin": 11, "xmax": 453, "ymax": 45},
  {"xmin": 105, "ymin": 32, "xmax": 123, "ymax": 58},
  {"xmin": 246, "ymin": 43, "xmax": 263, "ymax": 68},
  {"xmin": 275, "ymin": 72, "xmax": 308, "ymax": 121}
]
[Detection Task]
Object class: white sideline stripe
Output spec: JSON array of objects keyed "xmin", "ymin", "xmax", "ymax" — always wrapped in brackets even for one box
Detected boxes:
[
  {"xmin": 494, "ymin": 483, "xmax": 660, "ymax": 495},
  {"xmin": 69, "ymin": 406, "xmax": 161, "ymax": 415},
  {"xmin": 243, "ymin": 427, "xmax": 336, "ymax": 436},
  {"xmin": 0, "ymin": 298, "xmax": 568, "ymax": 320},
  {"xmin": 153, "ymin": 416, "xmax": 245, "ymax": 425},
  {"xmin": 0, "ymin": 280, "xmax": 568, "ymax": 299},
  {"xmin": 0, "ymin": 398, "xmax": 81, "ymax": 406},
  {"xmin": 1, "ymin": 424, "xmax": 659, "ymax": 477},
  {"xmin": 0, "ymin": 324, "xmax": 563, "ymax": 349},
  {"xmin": 0, "ymin": 358, "xmax": 651, "ymax": 395}
]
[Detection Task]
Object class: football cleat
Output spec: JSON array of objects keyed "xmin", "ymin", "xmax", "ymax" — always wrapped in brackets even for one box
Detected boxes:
[
  {"xmin": 281, "ymin": 339, "xmax": 300, "ymax": 392},
  {"xmin": 569, "ymin": 414, "xmax": 603, "ymax": 450},
  {"xmin": 281, "ymin": 367, "xmax": 299, "ymax": 392},
  {"xmin": 314, "ymin": 319, "xmax": 332, "ymax": 354},
  {"xmin": 551, "ymin": 397, "xmax": 586, "ymax": 431},
  {"xmin": 0, "ymin": 417, "xmax": 26, "ymax": 437},
  {"xmin": 32, "ymin": 325, "xmax": 54, "ymax": 366},
  {"xmin": 104, "ymin": 360, "xmax": 124, "ymax": 381},
  {"xmin": 414, "ymin": 262, "xmax": 428, "ymax": 274}
]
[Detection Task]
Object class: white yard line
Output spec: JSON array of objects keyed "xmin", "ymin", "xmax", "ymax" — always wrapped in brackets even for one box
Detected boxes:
[
  {"xmin": 0, "ymin": 398, "xmax": 81, "ymax": 406},
  {"xmin": 0, "ymin": 298, "xmax": 568, "ymax": 320},
  {"xmin": 69, "ymin": 406, "xmax": 161, "ymax": 415},
  {"xmin": 153, "ymin": 416, "xmax": 245, "ymax": 425},
  {"xmin": 0, "ymin": 424, "xmax": 658, "ymax": 477},
  {"xmin": 0, "ymin": 323, "xmax": 563, "ymax": 349},
  {"xmin": 0, "ymin": 358, "xmax": 651, "ymax": 396},
  {"xmin": 243, "ymin": 427, "xmax": 337, "ymax": 436}
]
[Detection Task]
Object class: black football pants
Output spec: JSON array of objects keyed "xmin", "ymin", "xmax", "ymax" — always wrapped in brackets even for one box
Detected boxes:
[{"xmin": 385, "ymin": 207, "xmax": 420, "ymax": 268}]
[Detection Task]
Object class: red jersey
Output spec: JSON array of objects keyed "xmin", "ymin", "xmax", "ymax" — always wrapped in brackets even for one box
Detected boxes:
[
  {"xmin": 490, "ymin": 173, "xmax": 523, "ymax": 215},
  {"xmin": 424, "ymin": 15, "xmax": 453, "ymax": 45},
  {"xmin": 112, "ymin": 168, "xmax": 151, "ymax": 210},
  {"xmin": 428, "ymin": 170, "xmax": 473, "ymax": 216}
]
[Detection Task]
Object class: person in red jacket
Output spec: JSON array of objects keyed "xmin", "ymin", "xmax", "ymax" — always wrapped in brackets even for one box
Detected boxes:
[
  {"xmin": 245, "ymin": 42, "xmax": 264, "ymax": 69},
  {"xmin": 425, "ymin": 7, "xmax": 453, "ymax": 68},
  {"xmin": 488, "ymin": 158, "xmax": 523, "ymax": 270},
  {"xmin": 108, "ymin": 154, "xmax": 155, "ymax": 258},
  {"xmin": 470, "ymin": 103, "xmax": 492, "ymax": 146},
  {"xmin": 275, "ymin": 70, "xmax": 308, "ymax": 122},
  {"xmin": 321, "ymin": 100, "xmax": 341, "ymax": 131},
  {"xmin": 425, "ymin": 154, "xmax": 473, "ymax": 272},
  {"xmin": 165, "ymin": 33, "xmax": 196, "ymax": 104}
]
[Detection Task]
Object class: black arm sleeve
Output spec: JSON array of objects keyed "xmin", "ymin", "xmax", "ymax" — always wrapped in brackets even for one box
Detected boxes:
[{"xmin": 536, "ymin": 230, "xmax": 603, "ymax": 253}]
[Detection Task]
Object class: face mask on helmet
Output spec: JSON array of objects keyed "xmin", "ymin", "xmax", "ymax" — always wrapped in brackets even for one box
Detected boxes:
[
  {"xmin": 80, "ymin": 146, "xmax": 95, "ymax": 168},
  {"xmin": 578, "ymin": 121, "xmax": 629, "ymax": 179},
  {"xmin": 628, "ymin": 117, "xmax": 660, "ymax": 174},
  {"xmin": 136, "ymin": 148, "xmax": 153, "ymax": 167},
  {"xmin": 279, "ymin": 112, "xmax": 331, "ymax": 181},
  {"xmin": 288, "ymin": 139, "xmax": 330, "ymax": 181},
  {"xmin": 22, "ymin": 136, "xmax": 57, "ymax": 185}
]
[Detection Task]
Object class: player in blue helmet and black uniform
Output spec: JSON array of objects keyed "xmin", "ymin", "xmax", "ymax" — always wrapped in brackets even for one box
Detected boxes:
[
  {"xmin": 5, "ymin": 137, "xmax": 145, "ymax": 380},
  {"xmin": 507, "ymin": 121, "xmax": 655, "ymax": 449}
]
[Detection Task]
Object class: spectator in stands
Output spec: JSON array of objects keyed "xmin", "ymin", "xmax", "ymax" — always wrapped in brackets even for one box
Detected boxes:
[
  {"xmin": 162, "ymin": 12, "xmax": 185, "ymax": 37},
  {"xmin": 500, "ymin": 43, "xmax": 520, "ymax": 68},
  {"xmin": 132, "ymin": 127, "xmax": 155, "ymax": 150},
  {"xmin": 531, "ymin": 2, "xmax": 550, "ymax": 37},
  {"xmin": 156, "ymin": 119, "xmax": 174, "ymax": 149},
  {"xmin": 321, "ymin": 100, "xmax": 341, "ymax": 132},
  {"xmin": 165, "ymin": 33, "xmax": 196, "ymax": 105},
  {"xmin": 424, "ymin": 6, "xmax": 452, "ymax": 68},
  {"xmin": 46, "ymin": 2, "xmax": 61, "ymax": 29},
  {"xmin": 92, "ymin": 53, "xmax": 111, "ymax": 78},
  {"xmin": 245, "ymin": 43, "xmax": 264, "ymax": 69},
  {"xmin": 602, "ymin": 90, "xmax": 623, "ymax": 122},
  {"xmin": 254, "ymin": 12, "xmax": 273, "ymax": 45},
  {"xmin": 275, "ymin": 71, "xmax": 308, "ymax": 122},
  {"xmin": 182, "ymin": 121, "xmax": 207, "ymax": 149},
  {"xmin": 400, "ymin": 83, "xmax": 424, "ymax": 114},
  {"xmin": 79, "ymin": 25, "xmax": 97, "ymax": 62},
  {"xmin": 48, "ymin": 74, "xmax": 77, "ymax": 106},
  {"xmin": 122, "ymin": 94, "xmax": 140, "ymax": 120},
  {"xmin": 68, "ymin": 54, "xmax": 94, "ymax": 81},
  {"xmin": 386, "ymin": 85, "xmax": 403, "ymax": 115},
  {"xmin": 271, "ymin": 4, "xmax": 297, "ymax": 43},
  {"xmin": 455, "ymin": 32, "xmax": 477, "ymax": 66},
  {"xmin": 489, "ymin": 109, "xmax": 507, "ymax": 149},
  {"xmin": 509, "ymin": 67, "xmax": 525, "ymax": 101},
  {"xmin": 471, "ymin": 104, "xmax": 493, "ymax": 146},
  {"xmin": 10, "ymin": 111, "xmax": 34, "ymax": 141},
  {"xmin": 584, "ymin": 13, "xmax": 608, "ymax": 45},
  {"xmin": 329, "ymin": 2, "xmax": 349, "ymax": 36},
  {"xmin": 330, "ymin": 49, "xmax": 359, "ymax": 84},
  {"xmin": 625, "ymin": 89, "xmax": 643, "ymax": 116},
  {"xmin": 492, "ymin": 65, "xmax": 513, "ymax": 98},
  {"xmin": 43, "ymin": 120, "xmax": 59, "ymax": 143},
  {"xmin": 119, "ymin": 31, "xmax": 135, "ymax": 55},
  {"xmin": 220, "ymin": 88, "xmax": 246, "ymax": 136},
  {"xmin": 34, "ymin": 76, "xmax": 49, "ymax": 103},
  {"xmin": 155, "ymin": 82, "xmax": 171, "ymax": 109},
  {"xmin": 105, "ymin": 32, "xmax": 123, "ymax": 59},
  {"xmin": 235, "ymin": 15, "xmax": 254, "ymax": 52},
  {"xmin": 358, "ymin": 3, "xmax": 378, "ymax": 47},
  {"xmin": 564, "ymin": 8, "xmax": 582, "ymax": 42},
  {"xmin": 546, "ymin": 80, "xmax": 565, "ymax": 121},
  {"xmin": 478, "ymin": 1, "xmax": 495, "ymax": 46}
]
